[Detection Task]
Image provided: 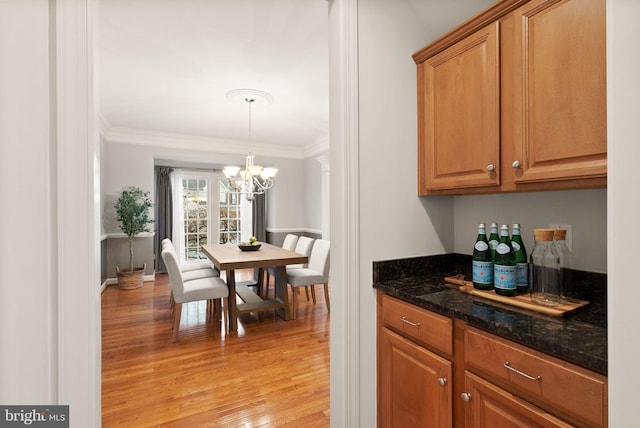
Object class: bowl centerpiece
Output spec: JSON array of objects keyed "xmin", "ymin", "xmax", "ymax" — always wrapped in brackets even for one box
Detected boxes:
[{"xmin": 239, "ymin": 236, "xmax": 261, "ymax": 251}]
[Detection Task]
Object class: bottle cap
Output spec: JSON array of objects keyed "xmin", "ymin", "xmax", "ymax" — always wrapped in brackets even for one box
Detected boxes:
[
  {"xmin": 512, "ymin": 223, "xmax": 521, "ymax": 228},
  {"xmin": 533, "ymin": 228, "xmax": 555, "ymax": 241},
  {"xmin": 478, "ymin": 223, "xmax": 486, "ymax": 228},
  {"xmin": 553, "ymin": 229, "xmax": 567, "ymax": 240}
]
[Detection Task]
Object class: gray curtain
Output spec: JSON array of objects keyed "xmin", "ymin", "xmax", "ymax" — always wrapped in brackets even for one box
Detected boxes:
[
  {"xmin": 252, "ymin": 192, "xmax": 266, "ymax": 242},
  {"xmin": 154, "ymin": 166, "xmax": 173, "ymax": 272}
]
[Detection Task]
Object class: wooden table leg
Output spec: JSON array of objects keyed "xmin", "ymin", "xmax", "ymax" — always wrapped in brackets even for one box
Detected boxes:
[
  {"xmin": 226, "ymin": 269, "xmax": 238, "ymax": 331},
  {"xmin": 273, "ymin": 265, "xmax": 290, "ymax": 320}
]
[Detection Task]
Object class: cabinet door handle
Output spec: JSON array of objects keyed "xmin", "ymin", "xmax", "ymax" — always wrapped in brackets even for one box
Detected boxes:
[
  {"xmin": 400, "ymin": 316, "xmax": 421, "ymax": 327},
  {"xmin": 512, "ymin": 160, "xmax": 521, "ymax": 168},
  {"xmin": 461, "ymin": 392, "xmax": 472, "ymax": 402},
  {"xmin": 503, "ymin": 361, "xmax": 541, "ymax": 381},
  {"xmin": 437, "ymin": 377, "xmax": 447, "ymax": 386},
  {"xmin": 486, "ymin": 164, "xmax": 495, "ymax": 172}
]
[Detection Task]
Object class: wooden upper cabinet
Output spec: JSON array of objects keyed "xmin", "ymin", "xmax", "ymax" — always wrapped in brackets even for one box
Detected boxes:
[
  {"xmin": 415, "ymin": 0, "xmax": 607, "ymax": 195},
  {"xmin": 418, "ymin": 22, "xmax": 500, "ymax": 193},
  {"xmin": 505, "ymin": 0, "xmax": 607, "ymax": 187}
]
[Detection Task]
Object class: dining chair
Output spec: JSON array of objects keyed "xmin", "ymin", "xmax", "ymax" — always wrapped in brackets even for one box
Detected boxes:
[
  {"xmin": 264, "ymin": 234, "xmax": 299, "ymax": 297},
  {"xmin": 285, "ymin": 236, "xmax": 315, "ymax": 301},
  {"xmin": 162, "ymin": 238, "xmax": 219, "ymax": 279},
  {"xmin": 162, "ymin": 248, "xmax": 229, "ymax": 342},
  {"xmin": 286, "ymin": 239, "xmax": 330, "ymax": 319},
  {"xmin": 162, "ymin": 238, "xmax": 220, "ymax": 309}
]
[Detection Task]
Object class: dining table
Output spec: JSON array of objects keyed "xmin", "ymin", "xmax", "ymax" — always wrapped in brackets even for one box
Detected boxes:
[{"xmin": 201, "ymin": 242, "xmax": 309, "ymax": 331}]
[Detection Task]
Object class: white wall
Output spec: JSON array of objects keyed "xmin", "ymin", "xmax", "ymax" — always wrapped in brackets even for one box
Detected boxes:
[
  {"xmin": 0, "ymin": 0, "xmax": 55, "ymax": 403},
  {"xmin": 102, "ymin": 142, "xmax": 155, "ymax": 233},
  {"xmin": 607, "ymin": 0, "xmax": 640, "ymax": 424},
  {"xmin": 453, "ymin": 189, "xmax": 607, "ymax": 273},
  {"xmin": 350, "ymin": 0, "xmax": 617, "ymax": 426},
  {"xmin": 0, "ymin": 1, "xmax": 101, "ymax": 425},
  {"xmin": 355, "ymin": 0, "xmax": 492, "ymax": 425},
  {"xmin": 102, "ymin": 141, "xmax": 319, "ymax": 235},
  {"xmin": 304, "ymin": 157, "xmax": 323, "ymax": 233}
]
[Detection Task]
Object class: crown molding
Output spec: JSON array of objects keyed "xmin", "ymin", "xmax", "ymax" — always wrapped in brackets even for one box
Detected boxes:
[{"xmin": 101, "ymin": 124, "xmax": 328, "ymax": 160}]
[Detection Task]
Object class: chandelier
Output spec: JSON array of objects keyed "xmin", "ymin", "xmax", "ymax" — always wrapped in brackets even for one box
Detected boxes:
[
  {"xmin": 223, "ymin": 152, "xmax": 277, "ymax": 202},
  {"xmin": 222, "ymin": 96, "xmax": 277, "ymax": 202}
]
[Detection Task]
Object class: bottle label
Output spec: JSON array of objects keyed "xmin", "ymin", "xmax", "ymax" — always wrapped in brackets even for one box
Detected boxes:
[
  {"xmin": 496, "ymin": 243, "xmax": 511, "ymax": 255},
  {"xmin": 494, "ymin": 264, "xmax": 516, "ymax": 290},
  {"xmin": 515, "ymin": 262, "xmax": 528, "ymax": 286},
  {"xmin": 472, "ymin": 260, "xmax": 493, "ymax": 284},
  {"xmin": 511, "ymin": 241, "xmax": 521, "ymax": 251},
  {"xmin": 474, "ymin": 241, "xmax": 489, "ymax": 251}
]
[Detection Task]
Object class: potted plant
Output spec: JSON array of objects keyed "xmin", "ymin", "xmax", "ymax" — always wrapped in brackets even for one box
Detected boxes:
[{"xmin": 114, "ymin": 186, "xmax": 154, "ymax": 289}]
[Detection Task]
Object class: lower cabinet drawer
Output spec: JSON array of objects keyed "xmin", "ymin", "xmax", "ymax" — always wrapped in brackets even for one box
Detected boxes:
[
  {"xmin": 463, "ymin": 371, "xmax": 572, "ymax": 428},
  {"xmin": 382, "ymin": 294, "xmax": 452, "ymax": 356},
  {"xmin": 464, "ymin": 326, "xmax": 607, "ymax": 427}
]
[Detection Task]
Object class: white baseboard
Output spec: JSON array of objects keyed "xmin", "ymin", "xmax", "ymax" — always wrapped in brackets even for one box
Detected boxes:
[{"xmin": 102, "ymin": 273, "xmax": 156, "ymax": 292}]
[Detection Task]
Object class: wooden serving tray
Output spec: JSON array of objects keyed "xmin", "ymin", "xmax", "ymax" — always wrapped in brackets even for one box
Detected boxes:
[{"xmin": 444, "ymin": 275, "xmax": 589, "ymax": 317}]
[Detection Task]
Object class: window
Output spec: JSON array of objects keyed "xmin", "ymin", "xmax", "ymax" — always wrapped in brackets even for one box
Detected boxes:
[
  {"xmin": 182, "ymin": 177, "xmax": 209, "ymax": 261},
  {"xmin": 219, "ymin": 178, "xmax": 252, "ymax": 244},
  {"xmin": 170, "ymin": 170, "xmax": 252, "ymax": 263}
]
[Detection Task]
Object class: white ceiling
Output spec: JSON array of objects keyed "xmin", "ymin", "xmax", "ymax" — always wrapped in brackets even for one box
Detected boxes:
[
  {"xmin": 99, "ymin": 0, "xmax": 494, "ymax": 159},
  {"xmin": 99, "ymin": 0, "xmax": 330, "ymax": 158}
]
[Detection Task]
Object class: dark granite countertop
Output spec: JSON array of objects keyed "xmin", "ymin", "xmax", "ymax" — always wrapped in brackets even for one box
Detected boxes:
[{"xmin": 373, "ymin": 254, "xmax": 607, "ymax": 375}]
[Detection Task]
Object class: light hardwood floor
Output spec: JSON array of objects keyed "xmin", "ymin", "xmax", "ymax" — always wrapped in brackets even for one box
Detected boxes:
[{"xmin": 102, "ymin": 270, "xmax": 330, "ymax": 427}]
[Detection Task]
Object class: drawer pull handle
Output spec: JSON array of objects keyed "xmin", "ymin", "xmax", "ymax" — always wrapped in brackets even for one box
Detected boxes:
[
  {"xmin": 400, "ymin": 317, "xmax": 421, "ymax": 327},
  {"xmin": 503, "ymin": 361, "xmax": 541, "ymax": 381},
  {"xmin": 461, "ymin": 392, "xmax": 472, "ymax": 402},
  {"xmin": 437, "ymin": 377, "xmax": 447, "ymax": 386}
]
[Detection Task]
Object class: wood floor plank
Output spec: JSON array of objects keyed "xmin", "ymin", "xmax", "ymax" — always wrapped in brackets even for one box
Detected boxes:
[{"xmin": 102, "ymin": 271, "xmax": 330, "ymax": 427}]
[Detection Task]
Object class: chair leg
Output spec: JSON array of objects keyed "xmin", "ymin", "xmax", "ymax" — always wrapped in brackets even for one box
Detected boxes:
[
  {"xmin": 324, "ymin": 282, "xmax": 330, "ymax": 312},
  {"xmin": 214, "ymin": 299, "xmax": 222, "ymax": 321},
  {"xmin": 169, "ymin": 291, "xmax": 175, "ymax": 310},
  {"xmin": 304, "ymin": 286, "xmax": 310, "ymax": 301},
  {"xmin": 222, "ymin": 297, "xmax": 229, "ymax": 328},
  {"xmin": 291, "ymin": 286, "xmax": 298, "ymax": 320},
  {"xmin": 310, "ymin": 284, "xmax": 317, "ymax": 304},
  {"xmin": 172, "ymin": 303, "xmax": 182, "ymax": 343},
  {"xmin": 264, "ymin": 272, "xmax": 270, "ymax": 298}
]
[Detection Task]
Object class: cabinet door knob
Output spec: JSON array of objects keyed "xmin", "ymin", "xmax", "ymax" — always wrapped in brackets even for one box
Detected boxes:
[
  {"xmin": 486, "ymin": 164, "xmax": 495, "ymax": 172},
  {"xmin": 461, "ymin": 392, "xmax": 472, "ymax": 402},
  {"xmin": 437, "ymin": 377, "xmax": 447, "ymax": 386},
  {"xmin": 512, "ymin": 160, "xmax": 521, "ymax": 168}
]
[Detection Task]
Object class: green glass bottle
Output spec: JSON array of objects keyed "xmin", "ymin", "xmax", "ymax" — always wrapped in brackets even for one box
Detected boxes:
[
  {"xmin": 472, "ymin": 223, "xmax": 493, "ymax": 290},
  {"xmin": 510, "ymin": 223, "xmax": 528, "ymax": 294},
  {"xmin": 488, "ymin": 222, "xmax": 499, "ymax": 261},
  {"xmin": 494, "ymin": 224, "xmax": 517, "ymax": 296}
]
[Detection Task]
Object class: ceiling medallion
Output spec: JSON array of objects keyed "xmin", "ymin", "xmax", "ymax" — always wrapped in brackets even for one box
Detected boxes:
[{"xmin": 225, "ymin": 88, "xmax": 274, "ymax": 105}]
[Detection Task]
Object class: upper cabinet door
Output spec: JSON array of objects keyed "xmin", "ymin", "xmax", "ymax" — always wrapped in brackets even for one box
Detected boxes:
[
  {"xmin": 508, "ymin": 0, "xmax": 607, "ymax": 184},
  {"xmin": 418, "ymin": 22, "xmax": 500, "ymax": 194}
]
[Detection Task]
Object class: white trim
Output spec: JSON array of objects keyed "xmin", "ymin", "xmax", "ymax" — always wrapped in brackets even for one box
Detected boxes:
[
  {"xmin": 102, "ymin": 125, "xmax": 328, "ymax": 160},
  {"xmin": 104, "ymin": 232, "xmax": 155, "ymax": 239},
  {"xmin": 55, "ymin": 0, "xmax": 101, "ymax": 425},
  {"xmin": 329, "ymin": 0, "xmax": 360, "ymax": 426},
  {"xmin": 103, "ymin": 274, "xmax": 156, "ymax": 288},
  {"xmin": 266, "ymin": 227, "xmax": 323, "ymax": 235}
]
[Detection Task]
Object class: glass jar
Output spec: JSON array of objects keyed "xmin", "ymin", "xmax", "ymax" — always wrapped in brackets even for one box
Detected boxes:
[
  {"xmin": 530, "ymin": 229, "xmax": 561, "ymax": 306},
  {"xmin": 553, "ymin": 229, "xmax": 572, "ymax": 302}
]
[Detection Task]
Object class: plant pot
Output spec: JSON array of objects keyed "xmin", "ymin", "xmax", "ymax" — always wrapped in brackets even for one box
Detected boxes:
[{"xmin": 116, "ymin": 263, "xmax": 146, "ymax": 290}]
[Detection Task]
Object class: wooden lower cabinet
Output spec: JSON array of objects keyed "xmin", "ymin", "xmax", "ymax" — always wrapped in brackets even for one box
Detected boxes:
[
  {"xmin": 377, "ymin": 292, "xmax": 607, "ymax": 427},
  {"xmin": 379, "ymin": 328, "xmax": 452, "ymax": 428},
  {"xmin": 463, "ymin": 371, "xmax": 572, "ymax": 428}
]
